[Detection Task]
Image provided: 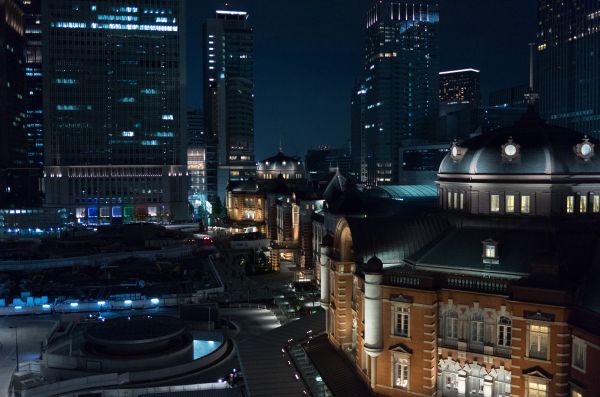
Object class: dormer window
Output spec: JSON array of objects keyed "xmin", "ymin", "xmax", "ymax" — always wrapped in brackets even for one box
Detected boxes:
[
  {"xmin": 580, "ymin": 195, "xmax": 588, "ymax": 213},
  {"xmin": 521, "ymin": 195, "xmax": 531, "ymax": 213},
  {"xmin": 482, "ymin": 239, "xmax": 499, "ymax": 264}
]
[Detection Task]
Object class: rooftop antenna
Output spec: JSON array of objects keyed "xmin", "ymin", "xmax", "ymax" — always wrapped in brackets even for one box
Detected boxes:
[
  {"xmin": 524, "ymin": 43, "xmax": 539, "ymax": 105},
  {"xmin": 278, "ymin": 137, "xmax": 283, "ymax": 153}
]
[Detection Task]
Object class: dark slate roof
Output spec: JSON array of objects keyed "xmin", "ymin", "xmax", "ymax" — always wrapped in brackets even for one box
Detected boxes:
[
  {"xmin": 304, "ymin": 334, "xmax": 372, "ymax": 397},
  {"xmin": 226, "ymin": 180, "xmax": 259, "ymax": 193},
  {"xmin": 346, "ymin": 209, "xmax": 449, "ymax": 266},
  {"xmin": 323, "ymin": 169, "xmax": 346, "ymax": 204},
  {"xmin": 439, "ymin": 107, "xmax": 600, "ymax": 176}
]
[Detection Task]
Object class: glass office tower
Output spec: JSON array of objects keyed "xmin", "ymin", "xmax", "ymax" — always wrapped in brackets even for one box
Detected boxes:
[
  {"xmin": 537, "ymin": 0, "xmax": 600, "ymax": 138},
  {"xmin": 42, "ymin": 0, "xmax": 188, "ymax": 223},
  {"xmin": 203, "ymin": 10, "xmax": 254, "ymax": 203},
  {"xmin": 352, "ymin": 0, "xmax": 439, "ymax": 185},
  {"xmin": 23, "ymin": 0, "xmax": 43, "ymax": 168}
]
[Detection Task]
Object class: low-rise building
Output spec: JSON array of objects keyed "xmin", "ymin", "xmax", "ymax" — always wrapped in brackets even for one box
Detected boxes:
[{"xmin": 316, "ymin": 107, "xmax": 600, "ymax": 397}]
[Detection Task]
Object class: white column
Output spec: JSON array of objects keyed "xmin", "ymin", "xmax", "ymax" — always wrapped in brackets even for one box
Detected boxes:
[
  {"xmin": 319, "ymin": 244, "xmax": 330, "ymax": 309},
  {"xmin": 363, "ymin": 272, "xmax": 383, "ymax": 353},
  {"xmin": 483, "ymin": 379, "xmax": 493, "ymax": 397},
  {"xmin": 370, "ymin": 355, "xmax": 377, "ymax": 389},
  {"xmin": 457, "ymin": 373, "xmax": 466, "ymax": 396}
]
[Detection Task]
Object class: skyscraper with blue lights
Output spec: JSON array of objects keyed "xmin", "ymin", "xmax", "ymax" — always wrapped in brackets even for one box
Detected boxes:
[
  {"xmin": 42, "ymin": 0, "xmax": 188, "ymax": 223},
  {"xmin": 351, "ymin": 0, "xmax": 439, "ymax": 185},
  {"xmin": 203, "ymin": 9, "xmax": 255, "ymax": 203}
]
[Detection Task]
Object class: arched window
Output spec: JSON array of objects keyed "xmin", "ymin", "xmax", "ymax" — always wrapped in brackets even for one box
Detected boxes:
[{"xmin": 498, "ymin": 316, "xmax": 511, "ymax": 346}]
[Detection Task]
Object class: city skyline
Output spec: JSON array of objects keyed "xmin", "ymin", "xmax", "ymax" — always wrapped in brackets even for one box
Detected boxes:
[{"xmin": 186, "ymin": 0, "xmax": 536, "ymax": 160}]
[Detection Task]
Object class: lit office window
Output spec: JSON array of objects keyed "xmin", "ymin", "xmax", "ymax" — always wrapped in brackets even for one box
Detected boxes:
[
  {"xmin": 393, "ymin": 358, "xmax": 409, "ymax": 389},
  {"xmin": 593, "ymin": 195, "xmax": 600, "ymax": 213},
  {"xmin": 527, "ymin": 381, "xmax": 547, "ymax": 397}
]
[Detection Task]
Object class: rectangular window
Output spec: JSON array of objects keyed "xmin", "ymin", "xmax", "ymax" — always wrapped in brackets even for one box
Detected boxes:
[
  {"xmin": 506, "ymin": 194, "xmax": 515, "ymax": 213},
  {"xmin": 498, "ymin": 318, "xmax": 512, "ymax": 347},
  {"xmin": 471, "ymin": 319, "xmax": 484, "ymax": 343},
  {"xmin": 566, "ymin": 196, "xmax": 575, "ymax": 213},
  {"xmin": 572, "ymin": 338, "xmax": 586, "ymax": 372},
  {"xmin": 394, "ymin": 306, "xmax": 410, "ymax": 337},
  {"xmin": 571, "ymin": 391, "xmax": 583, "ymax": 397},
  {"xmin": 528, "ymin": 381, "xmax": 547, "ymax": 397},
  {"xmin": 521, "ymin": 195, "xmax": 531, "ymax": 213},
  {"xmin": 453, "ymin": 192, "xmax": 458, "ymax": 209},
  {"xmin": 580, "ymin": 195, "xmax": 587, "ymax": 213},
  {"xmin": 393, "ymin": 359, "xmax": 409, "ymax": 389},
  {"xmin": 528, "ymin": 324, "xmax": 549, "ymax": 360},
  {"xmin": 447, "ymin": 191, "xmax": 452, "ymax": 208},
  {"xmin": 446, "ymin": 316, "xmax": 458, "ymax": 339},
  {"xmin": 148, "ymin": 206, "xmax": 157, "ymax": 217},
  {"xmin": 593, "ymin": 195, "xmax": 600, "ymax": 213},
  {"xmin": 490, "ymin": 194, "xmax": 500, "ymax": 213},
  {"xmin": 459, "ymin": 193, "xmax": 464, "ymax": 210},
  {"xmin": 484, "ymin": 244, "xmax": 496, "ymax": 259}
]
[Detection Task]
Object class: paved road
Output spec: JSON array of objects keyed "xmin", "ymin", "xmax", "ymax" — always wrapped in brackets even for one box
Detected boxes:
[{"xmin": 0, "ymin": 316, "xmax": 57, "ymax": 394}]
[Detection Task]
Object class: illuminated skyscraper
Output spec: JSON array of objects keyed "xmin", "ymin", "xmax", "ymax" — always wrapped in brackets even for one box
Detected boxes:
[
  {"xmin": 42, "ymin": 0, "xmax": 188, "ymax": 223},
  {"xmin": 0, "ymin": 0, "xmax": 26, "ymax": 170},
  {"xmin": 438, "ymin": 68, "xmax": 480, "ymax": 141},
  {"xmin": 537, "ymin": 0, "xmax": 600, "ymax": 138},
  {"xmin": 23, "ymin": 0, "xmax": 44, "ymax": 168},
  {"xmin": 203, "ymin": 9, "xmax": 254, "ymax": 203},
  {"xmin": 352, "ymin": 0, "xmax": 439, "ymax": 185}
]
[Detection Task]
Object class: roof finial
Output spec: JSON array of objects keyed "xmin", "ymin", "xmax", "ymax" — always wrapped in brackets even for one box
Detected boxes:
[
  {"xmin": 278, "ymin": 136, "xmax": 283, "ymax": 153},
  {"xmin": 525, "ymin": 43, "xmax": 539, "ymax": 106}
]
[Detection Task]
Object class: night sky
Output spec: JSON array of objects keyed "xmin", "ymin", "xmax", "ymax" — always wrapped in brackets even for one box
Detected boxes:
[{"xmin": 186, "ymin": 1, "xmax": 537, "ymax": 161}]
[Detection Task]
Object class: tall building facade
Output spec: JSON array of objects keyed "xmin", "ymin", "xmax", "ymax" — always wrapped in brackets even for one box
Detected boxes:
[
  {"xmin": 23, "ymin": 0, "xmax": 43, "ymax": 168},
  {"xmin": 203, "ymin": 10, "xmax": 254, "ymax": 203},
  {"xmin": 438, "ymin": 68, "xmax": 480, "ymax": 141},
  {"xmin": 352, "ymin": 1, "xmax": 439, "ymax": 185},
  {"xmin": 537, "ymin": 0, "xmax": 600, "ymax": 138},
  {"xmin": 187, "ymin": 109, "xmax": 206, "ymax": 220},
  {"xmin": 42, "ymin": 0, "xmax": 188, "ymax": 223},
  {"xmin": 0, "ymin": 0, "xmax": 26, "ymax": 170}
]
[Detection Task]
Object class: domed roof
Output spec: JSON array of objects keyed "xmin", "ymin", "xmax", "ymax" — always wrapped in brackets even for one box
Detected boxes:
[
  {"xmin": 439, "ymin": 108, "xmax": 600, "ymax": 177},
  {"xmin": 259, "ymin": 150, "xmax": 301, "ymax": 166},
  {"xmin": 365, "ymin": 256, "xmax": 383, "ymax": 273}
]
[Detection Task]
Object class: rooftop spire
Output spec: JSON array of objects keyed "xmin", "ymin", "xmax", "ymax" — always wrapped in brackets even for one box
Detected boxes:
[{"xmin": 525, "ymin": 42, "xmax": 539, "ymax": 106}]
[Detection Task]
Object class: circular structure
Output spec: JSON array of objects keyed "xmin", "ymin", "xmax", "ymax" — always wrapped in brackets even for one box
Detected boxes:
[
  {"xmin": 366, "ymin": 256, "xmax": 383, "ymax": 274},
  {"xmin": 85, "ymin": 315, "xmax": 189, "ymax": 356},
  {"xmin": 439, "ymin": 108, "xmax": 600, "ymax": 178}
]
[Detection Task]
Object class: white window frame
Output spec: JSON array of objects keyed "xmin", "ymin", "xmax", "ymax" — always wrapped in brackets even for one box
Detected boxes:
[
  {"xmin": 572, "ymin": 336, "xmax": 587, "ymax": 373},
  {"xmin": 471, "ymin": 313, "xmax": 485, "ymax": 343},
  {"xmin": 593, "ymin": 194, "xmax": 600, "ymax": 213},
  {"xmin": 446, "ymin": 312, "xmax": 458, "ymax": 339},
  {"xmin": 392, "ymin": 304, "xmax": 410, "ymax": 337},
  {"xmin": 566, "ymin": 195, "xmax": 575, "ymax": 213},
  {"xmin": 391, "ymin": 354, "xmax": 410, "ymax": 389},
  {"xmin": 459, "ymin": 192, "xmax": 464, "ymax": 210},
  {"xmin": 497, "ymin": 316, "xmax": 512, "ymax": 347},
  {"xmin": 484, "ymin": 244, "xmax": 496, "ymax": 259},
  {"xmin": 528, "ymin": 323, "xmax": 550, "ymax": 360},
  {"xmin": 490, "ymin": 194, "xmax": 500, "ymax": 213},
  {"xmin": 527, "ymin": 379, "xmax": 548, "ymax": 397},
  {"xmin": 580, "ymin": 194, "xmax": 588, "ymax": 213}
]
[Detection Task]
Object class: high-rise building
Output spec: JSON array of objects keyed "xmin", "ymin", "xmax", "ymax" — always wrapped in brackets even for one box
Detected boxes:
[
  {"xmin": 438, "ymin": 68, "xmax": 480, "ymax": 141},
  {"xmin": 42, "ymin": 0, "xmax": 188, "ymax": 223},
  {"xmin": 0, "ymin": 0, "xmax": 43, "ymax": 208},
  {"xmin": 23, "ymin": 0, "xmax": 43, "ymax": 168},
  {"xmin": 537, "ymin": 0, "xmax": 600, "ymax": 138},
  {"xmin": 187, "ymin": 109, "xmax": 206, "ymax": 220},
  {"xmin": 351, "ymin": 1, "xmax": 439, "ymax": 185},
  {"xmin": 489, "ymin": 84, "xmax": 529, "ymax": 109},
  {"xmin": 203, "ymin": 9, "xmax": 254, "ymax": 203},
  {"xmin": 439, "ymin": 68, "xmax": 480, "ymax": 107}
]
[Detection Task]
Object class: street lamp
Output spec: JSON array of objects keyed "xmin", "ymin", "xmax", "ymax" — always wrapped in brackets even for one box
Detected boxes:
[{"xmin": 9, "ymin": 326, "xmax": 18, "ymax": 370}]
